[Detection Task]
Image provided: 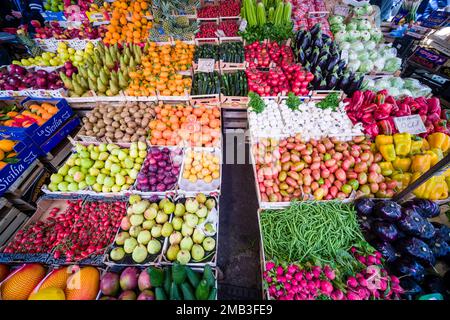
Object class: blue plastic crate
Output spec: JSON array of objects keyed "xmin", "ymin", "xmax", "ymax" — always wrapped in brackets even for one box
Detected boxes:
[
  {"xmin": 40, "ymin": 116, "xmax": 80, "ymax": 154},
  {"xmin": 41, "ymin": 11, "xmax": 67, "ymax": 22},
  {"xmin": 0, "ymin": 141, "xmax": 40, "ymax": 196}
]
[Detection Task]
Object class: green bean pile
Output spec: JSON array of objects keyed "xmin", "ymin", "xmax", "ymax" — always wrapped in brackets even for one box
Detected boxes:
[{"xmin": 260, "ymin": 201, "xmax": 364, "ymax": 264}]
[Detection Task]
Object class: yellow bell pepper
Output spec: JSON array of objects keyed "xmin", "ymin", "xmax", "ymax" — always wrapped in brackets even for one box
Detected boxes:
[
  {"xmin": 379, "ymin": 144, "xmax": 396, "ymax": 162},
  {"xmin": 444, "ymin": 168, "xmax": 450, "ymax": 177},
  {"xmin": 392, "ymin": 157, "xmax": 412, "ymax": 172},
  {"xmin": 410, "ymin": 138, "xmax": 423, "ymax": 155},
  {"xmin": 379, "ymin": 162, "xmax": 394, "ymax": 176},
  {"xmin": 411, "ymin": 154, "xmax": 431, "ymax": 173},
  {"xmin": 446, "ymin": 176, "xmax": 450, "ymax": 189},
  {"xmin": 422, "ymin": 139, "xmax": 430, "ymax": 150},
  {"xmin": 427, "ymin": 132, "xmax": 450, "ymax": 153},
  {"xmin": 392, "ymin": 172, "xmax": 412, "ymax": 190},
  {"xmin": 413, "ymin": 176, "xmax": 449, "ymax": 200},
  {"xmin": 375, "ymin": 135, "xmax": 394, "ymax": 150},
  {"xmin": 425, "ymin": 148, "xmax": 443, "ymax": 166},
  {"xmin": 393, "ymin": 133, "xmax": 411, "ymax": 156}
]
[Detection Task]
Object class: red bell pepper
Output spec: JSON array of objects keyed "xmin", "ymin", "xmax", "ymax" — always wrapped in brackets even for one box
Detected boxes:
[
  {"xmin": 351, "ymin": 91, "xmax": 364, "ymax": 111},
  {"xmin": 377, "ymin": 118, "xmax": 396, "ymax": 135},
  {"xmin": 361, "ymin": 113, "xmax": 375, "ymax": 124},
  {"xmin": 361, "ymin": 103, "xmax": 377, "ymax": 113},
  {"xmin": 374, "ymin": 92, "xmax": 385, "ymax": 105},
  {"xmin": 434, "ymin": 120, "xmax": 449, "ymax": 134},
  {"xmin": 365, "ymin": 123, "xmax": 379, "ymax": 137},
  {"xmin": 427, "ymin": 97, "xmax": 441, "ymax": 115},
  {"xmin": 374, "ymin": 103, "xmax": 394, "ymax": 120},
  {"xmin": 363, "ymin": 90, "xmax": 376, "ymax": 105}
]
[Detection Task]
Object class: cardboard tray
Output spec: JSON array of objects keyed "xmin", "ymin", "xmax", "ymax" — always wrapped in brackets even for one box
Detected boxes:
[
  {"xmin": 103, "ymin": 194, "xmax": 176, "ymax": 267},
  {"xmin": 0, "ymin": 196, "xmax": 84, "ymax": 264},
  {"xmin": 160, "ymin": 193, "xmax": 219, "ymax": 267},
  {"xmin": 96, "ymin": 265, "xmax": 218, "ymax": 300}
]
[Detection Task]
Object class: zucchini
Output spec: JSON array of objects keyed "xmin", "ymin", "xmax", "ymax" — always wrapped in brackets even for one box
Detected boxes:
[
  {"xmin": 208, "ymin": 287, "xmax": 217, "ymax": 300},
  {"xmin": 203, "ymin": 265, "xmax": 216, "ymax": 288},
  {"xmin": 170, "ymin": 283, "xmax": 182, "ymax": 300},
  {"xmin": 149, "ymin": 267, "xmax": 164, "ymax": 287},
  {"xmin": 283, "ymin": 2, "xmax": 292, "ymax": 25},
  {"xmin": 257, "ymin": 2, "xmax": 266, "ymax": 26},
  {"xmin": 164, "ymin": 267, "xmax": 172, "ymax": 295},
  {"xmin": 172, "ymin": 262, "xmax": 187, "ymax": 285},
  {"xmin": 155, "ymin": 287, "xmax": 167, "ymax": 300},
  {"xmin": 195, "ymin": 280, "xmax": 210, "ymax": 300},
  {"xmin": 181, "ymin": 282, "xmax": 196, "ymax": 300},
  {"xmin": 186, "ymin": 267, "xmax": 201, "ymax": 288}
]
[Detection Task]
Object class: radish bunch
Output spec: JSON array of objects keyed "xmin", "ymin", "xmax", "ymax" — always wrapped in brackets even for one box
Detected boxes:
[
  {"xmin": 264, "ymin": 249, "xmax": 403, "ymax": 300},
  {"xmin": 218, "ymin": 21, "xmax": 239, "ymax": 37},
  {"xmin": 245, "ymin": 41, "xmax": 294, "ymax": 68}
]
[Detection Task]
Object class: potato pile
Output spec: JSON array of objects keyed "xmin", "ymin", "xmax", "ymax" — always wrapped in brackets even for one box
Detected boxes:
[{"xmin": 79, "ymin": 102, "xmax": 156, "ymax": 142}]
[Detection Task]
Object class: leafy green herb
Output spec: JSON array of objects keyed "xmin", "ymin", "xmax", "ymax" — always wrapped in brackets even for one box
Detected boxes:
[
  {"xmin": 286, "ymin": 92, "xmax": 301, "ymax": 110},
  {"xmin": 248, "ymin": 92, "xmax": 265, "ymax": 114},
  {"xmin": 239, "ymin": 23, "xmax": 294, "ymax": 43},
  {"xmin": 316, "ymin": 92, "xmax": 340, "ymax": 111}
]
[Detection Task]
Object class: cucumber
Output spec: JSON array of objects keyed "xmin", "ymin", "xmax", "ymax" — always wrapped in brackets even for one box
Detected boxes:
[
  {"xmin": 155, "ymin": 287, "xmax": 167, "ymax": 300},
  {"xmin": 163, "ymin": 267, "xmax": 171, "ymax": 295},
  {"xmin": 208, "ymin": 287, "xmax": 217, "ymax": 300},
  {"xmin": 181, "ymin": 282, "xmax": 196, "ymax": 300},
  {"xmin": 149, "ymin": 267, "xmax": 164, "ymax": 287},
  {"xmin": 186, "ymin": 267, "xmax": 201, "ymax": 288},
  {"xmin": 172, "ymin": 262, "xmax": 187, "ymax": 285},
  {"xmin": 203, "ymin": 265, "xmax": 216, "ymax": 288},
  {"xmin": 195, "ymin": 280, "xmax": 210, "ymax": 300},
  {"xmin": 170, "ymin": 283, "xmax": 182, "ymax": 300}
]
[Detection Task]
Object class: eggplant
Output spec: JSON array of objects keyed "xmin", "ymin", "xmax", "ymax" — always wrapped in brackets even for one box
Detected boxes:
[
  {"xmin": 309, "ymin": 23, "xmax": 321, "ymax": 37},
  {"xmin": 398, "ymin": 207, "xmax": 435, "ymax": 239},
  {"xmin": 405, "ymin": 199, "xmax": 440, "ymax": 218},
  {"xmin": 317, "ymin": 56, "xmax": 329, "ymax": 70},
  {"xmin": 358, "ymin": 217, "xmax": 373, "ymax": 234},
  {"xmin": 297, "ymin": 48, "xmax": 306, "ymax": 65},
  {"xmin": 295, "ymin": 30, "xmax": 306, "ymax": 49},
  {"xmin": 397, "ymin": 237, "xmax": 436, "ymax": 266},
  {"xmin": 431, "ymin": 223, "xmax": 450, "ymax": 242},
  {"xmin": 301, "ymin": 33, "xmax": 312, "ymax": 51},
  {"xmin": 400, "ymin": 278, "xmax": 423, "ymax": 299},
  {"xmin": 319, "ymin": 47, "xmax": 330, "ymax": 60},
  {"xmin": 323, "ymin": 37, "xmax": 332, "ymax": 47},
  {"xmin": 326, "ymin": 55, "xmax": 340, "ymax": 73},
  {"xmin": 423, "ymin": 274, "xmax": 447, "ymax": 295},
  {"xmin": 318, "ymin": 79, "xmax": 328, "ymax": 90},
  {"xmin": 373, "ymin": 221, "xmax": 399, "ymax": 242},
  {"xmin": 304, "ymin": 47, "xmax": 312, "ymax": 61},
  {"xmin": 395, "ymin": 258, "xmax": 426, "ymax": 282},
  {"xmin": 310, "ymin": 48, "xmax": 320, "ymax": 67},
  {"xmin": 355, "ymin": 198, "xmax": 376, "ymax": 216},
  {"xmin": 373, "ymin": 241, "xmax": 398, "ymax": 262},
  {"xmin": 313, "ymin": 36, "xmax": 323, "ymax": 49},
  {"xmin": 374, "ymin": 201, "xmax": 402, "ymax": 221},
  {"xmin": 304, "ymin": 61, "xmax": 311, "ymax": 72},
  {"xmin": 327, "ymin": 73, "xmax": 338, "ymax": 89},
  {"xmin": 337, "ymin": 72, "xmax": 349, "ymax": 90},
  {"xmin": 427, "ymin": 237, "xmax": 450, "ymax": 258},
  {"xmin": 337, "ymin": 59, "xmax": 346, "ymax": 70},
  {"xmin": 312, "ymin": 72, "xmax": 322, "ymax": 87}
]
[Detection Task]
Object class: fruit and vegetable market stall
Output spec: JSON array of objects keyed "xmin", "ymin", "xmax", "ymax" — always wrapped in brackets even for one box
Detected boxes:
[{"xmin": 0, "ymin": 0, "xmax": 450, "ymax": 301}]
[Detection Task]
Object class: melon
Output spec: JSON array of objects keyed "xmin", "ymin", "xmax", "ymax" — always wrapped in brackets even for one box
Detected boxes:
[
  {"xmin": 35, "ymin": 267, "xmax": 70, "ymax": 293},
  {"xmin": 1, "ymin": 264, "xmax": 46, "ymax": 300},
  {"xmin": 65, "ymin": 266, "xmax": 100, "ymax": 300},
  {"xmin": 0, "ymin": 264, "xmax": 10, "ymax": 282},
  {"xmin": 29, "ymin": 287, "xmax": 65, "ymax": 300}
]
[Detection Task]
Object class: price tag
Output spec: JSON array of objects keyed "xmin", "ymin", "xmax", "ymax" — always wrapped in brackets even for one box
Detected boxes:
[
  {"xmin": 394, "ymin": 115, "xmax": 427, "ymax": 134},
  {"xmin": 216, "ymin": 29, "xmax": 226, "ymax": 37},
  {"xmin": 197, "ymin": 58, "xmax": 215, "ymax": 72},
  {"xmin": 334, "ymin": 5, "xmax": 350, "ymax": 17},
  {"xmin": 86, "ymin": 11, "xmax": 109, "ymax": 23},
  {"xmin": 239, "ymin": 19, "xmax": 247, "ymax": 32}
]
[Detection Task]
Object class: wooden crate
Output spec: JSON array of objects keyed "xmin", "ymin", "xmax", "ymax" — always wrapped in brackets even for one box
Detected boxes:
[
  {"xmin": 221, "ymin": 108, "xmax": 248, "ymax": 131},
  {"xmin": 0, "ymin": 201, "xmax": 28, "ymax": 247}
]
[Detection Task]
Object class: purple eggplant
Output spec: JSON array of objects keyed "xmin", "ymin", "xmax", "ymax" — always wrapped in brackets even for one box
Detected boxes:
[
  {"xmin": 373, "ymin": 221, "xmax": 399, "ymax": 242},
  {"xmin": 373, "ymin": 241, "xmax": 398, "ymax": 262},
  {"xmin": 398, "ymin": 207, "xmax": 435, "ymax": 239},
  {"xmin": 374, "ymin": 201, "xmax": 402, "ymax": 221},
  {"xmin": 403, "ymin": 199, "xmax": 440, "ymax": 218},
  {"xmin": 310, "ymin": 48, "xmax": 320, "ymax": 67},
  {"xmin": 397, "ymin": 237, "xmax": 436, "ymax": 266},
  {"xmin": 427, "ymin": 237, "xmax": 449, "ymax": 258},
  {"xmin": 394, "ymin": 258, "xmax": 426, "ymax": 282},
  {"xmin": 309, "ymin": 23, "xmax": 321, "ymax": 38},
  {"xmin": 326, "ymin": 55, "xmax": 340, "ymax": 73},
  {"xmin": 355, "ymin": 198, "xmax": 376, "ymax": 216},
  {"xmin": 400, "ymin": 278, "xmax": 423, "ymax": 300},
  {"xmin": 432, "ymin": 223, "xmax": 450, "ymax": 242}
]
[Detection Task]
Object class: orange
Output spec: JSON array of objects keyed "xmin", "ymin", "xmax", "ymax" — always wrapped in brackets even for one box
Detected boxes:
[{"xmin": 0, "ymin": 139, "xmax": 15, "ymax": 152}]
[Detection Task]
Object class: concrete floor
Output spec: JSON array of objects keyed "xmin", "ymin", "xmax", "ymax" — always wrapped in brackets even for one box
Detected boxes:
[{"xmin": 217, "ymin": 133, "xmax": 262, "ymax": 300}]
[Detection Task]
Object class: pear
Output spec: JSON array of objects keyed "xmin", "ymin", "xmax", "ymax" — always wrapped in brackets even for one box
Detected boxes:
[
  {"xmin": 191, "ymin": 244, "xmax": 205, "ymax": 261},
  {"xmin": 180, "ymin": 236, "xmax": 193, "ymax": 251},
  {"xmin": 193, "ymin": 228, "xmax": 205, "ymax": 244},
  {"xmin": 166, "ymin": 244, "xmax": 180, "ymax": 261}
]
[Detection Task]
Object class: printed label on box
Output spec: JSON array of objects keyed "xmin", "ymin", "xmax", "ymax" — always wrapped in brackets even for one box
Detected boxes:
[{"xmin": 394, "ymin": 115, "xmax": 427, "ymax": 134}]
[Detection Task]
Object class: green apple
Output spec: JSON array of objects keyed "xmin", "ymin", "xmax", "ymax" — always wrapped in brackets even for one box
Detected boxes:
[
  {"xmin": 73, "ymin": 172, "xmax": 85, "ymax": 183},
  {"xmin": 68, "ymin": 166, "xmax": 80, "ymax": 176},
  {"xmin": 89, "ymin": 167, "xmax": 100, "ymax": 176},
  {"xmin": 118, "ymin": 150, "xmax": 127, "ymax": 161},
  {"xmin": 110, "ymin": 164, "xmax": 121, "ymax": 174},
  {"xmin": 93, "ymin": 183, "xmax": 102, "ymax": 192},
  {"xmin": 111, "ymin": 185, "xmax": 121, "ymax": 193},
  {"xmin": 64, "ymin": 175, "xmax": 74, "ymax": 183},
  {"xmin": 93, "ymin": 160, "xmax": 104, "ymax": 169},
  {"xmin": 79, "ymin": 150, "xmax": 90, "ymax": 158},
  {"xmin": 138, "ymin": 141, "xmax": 147, "ymax": 151},
  {"xmin": 78, "ymin": 181, "xmax": 87, "ymax": 190},
  {"xmin": 100, "ymin": 168, "xmax": 110, "ymax": 175},
  {"xmin": 99, "ymin": 143, "xmax": 107, "ymax": 152},
  {"xmin": 96, "ymin": 173, "xmax": 106, "ymax": 184},
  {"xmin": 48, "ymin": 182, "xmax": 58, "ymax": 192},
  {"xmin": 115, "ymin": 174, "xmax": 125, "ymax": 186},
  {"xmin": 124, "ymin": 158, "xmax": 134, "ymax": 169},
  {"xmin": 104, "ymin": 176, "xmax": 115, "ymax": 188},
  {"xmin": 80, "ymin": 158, "xmax": 94, "ymax": 169},
  {"xmin": 57, "ymin": 165, "xmax": 69, "ymax": 176},
  {"xmin": 58, "ymin": 181, "xmax": 69, "ymax": 192},
  {"xmin": 102, "ymin": 185, "xmax": 111, "ymax": 193},
  {"xmin": 90, "ymin": 151, "xmax": 99, "ymax": 160},
  {"xmin": 85, "ymin": 175, "xmax": 96, "ymax": 186},
  {"xmin": 130, "ymin": 149, "xmax": 138, "ymax": 158},
  {"xmin": 99, "ymin": 151, "xmax": 109, "ymax": 161}
]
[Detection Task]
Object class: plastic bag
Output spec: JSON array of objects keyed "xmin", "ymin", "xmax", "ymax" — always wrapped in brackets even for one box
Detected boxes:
[
  {"xmin": 390, "ymin": 77, "xmax": 404, "ymax": 88},
  {"xmin": 373, "ymin": 57, "xmax": 385, "ymax": 71},
  {"xmin": 358, "ymin": 51, "xmax": 370, "ymax": 61},
  {"xmin": 329, "ymin": 16, "xmax": 344, "ymax": 25},
  {"xmin": 360, "ymin": 30, "xmax": 371, "ymax": 41},
  {"xmin": 347, "ymin": 60, "xmax": 361, "ymax": 72},
  {"xmin": 370, "ymin": 29, "xmax": 383, "ymax": 42},
  {"xmin": 366, "ymin": 40, "xmax": 376, "ymax": 51},
  {"xmin": 358, "ymin": 60, "xmax": 374, "ymax": 73},
  {"xmin": 348, "ymin": 30, "xmax": 361, "ymax": 41},
  {"xmin": 357, "ymin": 20, "xmax": 372, "ymax": 31},
  {"xmin": 346, "ymin": 22, "xmax": 358, "ymax": 31},
  {"xmin": 383, "ymin": 57, "xmax": 402, "ymax": 73},
  {"xmin": 399, "ymin": 88, "xmax": 412, "ymax": 97},
  {"xmin": 352, "ymin": 41, "xmax": 365, "ymax": 51},
  {"xmin": 334, "ymin": 30, "xmax": 347, "ymax": 43},
  {"xmin": 403, "ymin": 78, "xmax": 422, "ymax": 90},
  {"xmin": 388, "ymin": 87, "xmax": 400, "ymax": 97},
  {"xmin": 340, "ymin": 41, "xmax": 352, "ymax": 51}
]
